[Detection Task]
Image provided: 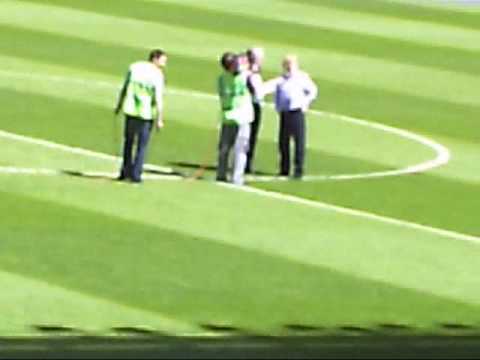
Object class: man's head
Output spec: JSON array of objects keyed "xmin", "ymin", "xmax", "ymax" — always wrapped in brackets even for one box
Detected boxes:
[
  {"xmin": 247, "ymin": 47, "xmax": 265, "ymax": 68},
  {"xmin": 282, "ymin": 54, "xmax": 299, "ymax": 74},
  {"xmin": 149, "ymin": 49, "xmax": 168, "ymax": 68},
  {"xmin": 220, "ymin": 52, "xmax": 237, "ymax": 73},
  {"xmin": 236, "ymin": 52, "xmax": 249, "ymax": 73}
]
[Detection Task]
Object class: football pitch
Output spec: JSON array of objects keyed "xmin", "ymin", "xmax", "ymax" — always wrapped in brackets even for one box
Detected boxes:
[{"xmin": 0, "ymin": 0, "xmax": 479, "ymax": 341}]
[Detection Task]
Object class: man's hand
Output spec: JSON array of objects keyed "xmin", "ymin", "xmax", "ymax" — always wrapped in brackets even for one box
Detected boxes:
[{"xmin": 156, "ymin": 116, "xmax": 164, "ymax": 131}]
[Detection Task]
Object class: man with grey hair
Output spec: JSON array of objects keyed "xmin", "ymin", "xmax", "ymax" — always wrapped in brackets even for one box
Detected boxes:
[
  {"xmin": 245, "ymin": 47, "xmax": 265, "ymax": 174},
  {"xmin": 267, "ymin": 55, "xmax": 317, "ymax": 179}
]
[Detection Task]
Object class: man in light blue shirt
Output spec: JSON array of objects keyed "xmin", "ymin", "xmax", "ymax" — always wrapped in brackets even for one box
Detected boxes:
[{"xmin": 268, "ymin": 55, "xmax": 317, "ymax": 178}]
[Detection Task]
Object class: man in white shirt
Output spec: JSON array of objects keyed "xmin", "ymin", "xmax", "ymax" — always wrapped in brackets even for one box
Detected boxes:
[
  {"xmin": 267, "ymin": 55, "xmax": 317, "ymax": 179},
  {"xmin": 114, "ymin": 49, "xmax": 167, "ymax": 183}
]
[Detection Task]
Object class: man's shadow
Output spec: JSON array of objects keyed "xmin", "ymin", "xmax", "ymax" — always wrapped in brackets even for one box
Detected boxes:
[
  {"xmin": 60, "ymin": 170, "xmax": 113, "ymax": 180},
  {"xmin": 60, "ymin": 168, "xmax": 185, "ymax": 181}
]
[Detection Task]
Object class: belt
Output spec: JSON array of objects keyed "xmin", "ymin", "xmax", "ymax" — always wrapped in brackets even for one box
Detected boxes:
[{"xmin": 281, "ymin": 108, "xmax": 302, "ymax": 113}]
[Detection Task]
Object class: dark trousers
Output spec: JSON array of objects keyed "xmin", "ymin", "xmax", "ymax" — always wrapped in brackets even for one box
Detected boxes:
[
  {"xmin": 246, "ymin": 103, "xmax": 262, "ymax": 173},
  {"xmin": 120, "ymin": 115, "xmax": 153, "ymax": 182},
  {"xmin": 279, "ymin": 110, "xmax": 305, "ymax": 177}
]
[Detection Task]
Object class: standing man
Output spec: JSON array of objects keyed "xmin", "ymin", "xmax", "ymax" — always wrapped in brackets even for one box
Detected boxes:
[
  {"xmin": 269, "ymin": 55, "xmax": 317, "ymax": 179},
  {"xmin": 216, "ymin": 52, "xmax": 254, "ymax": 185},
  {"xmin": 114, "ymin": 49, "xmax": 167, "ymax": 183},
  {"xmin": 245, "ymin": 47, "xmax": 265, "ymax": 174}
]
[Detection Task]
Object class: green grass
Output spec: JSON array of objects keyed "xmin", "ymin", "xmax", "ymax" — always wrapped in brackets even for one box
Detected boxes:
[
  {"xmin": 3, "ymin": 192, "xmax": 480, "ymax": 335},
  {"xmin": 288, "ymin": 0, "xmax": 480, "ymax": 30},
  {"xmin": 3, "ymin": 0, "xmax": 480, "ymax": 109},
  {"xmin": 17, "ymin": 0, "xmax": 480, "ymax": 76},
  {"xmin": 256, "ymin": 174, "xmax": 480, "ymax": 237},
  {"xmin": 0, "ymin": 0, "xmax": 479, "ymax": 336}
]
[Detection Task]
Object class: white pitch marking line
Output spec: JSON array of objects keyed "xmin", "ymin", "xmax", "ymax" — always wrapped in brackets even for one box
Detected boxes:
[
  {"xmin": 0, "ymin": 69, "xmax": 451, "ymax": 182},
  {"xmin": 0, "ymin": 166, "xmax": 56, "ymax": 175},
  {"xmin": 220, "ymin": 182, "xmax": 480, "ymax": 245}
]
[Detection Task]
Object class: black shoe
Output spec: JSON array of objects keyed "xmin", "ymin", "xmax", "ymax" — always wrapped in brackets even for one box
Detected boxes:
[
  {"xmin": 216, "ymin": 177, "xmax": 228, "ymax": 183},
  {"xmin": 116, "ymin": 174, "xmax": 128, "ymax": 181},
  {"xmin": 131, "ymin": 177, "xmax": 142, "ymax": 184},
  {"xmin": 293, "ymin": 172, "xmax": 303, "ymax": 180}
]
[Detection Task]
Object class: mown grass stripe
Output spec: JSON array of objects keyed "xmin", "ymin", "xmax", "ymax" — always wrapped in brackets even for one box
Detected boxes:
[
  {"xmin": 287, "ymin": 0, "xmax": 480, "ymax": 31},
  {"xmin": 2, "ymin": 1, "xmax": 480, "ymax": 109},
  {"xmin": 0, "ymin": 31, "xmax": 480, "ymax": 143},
  {"xmin": 0, "ymin": 26, "xmax": 479, "ymax": 145},
  {"xmin": 182, "ymin": 0, "xmax": 480, "ymax": 54},
  {"xmin": 231, "ymin": 184, "xmax": 480, "ymax": 244},
  {"xmin": 15, "ymin": 0, "xmax": 480, "ymax": 77},
  {"xmin": 3, "ymin": 171, "xmax": 480, "ymax": 306},
  {"xmin": 257, "ymin": 170, "xmax": 480, "ymax": 238},
  {"xmin": 2, "ymin": 190, "xmax": 480, "ymax": 333},
  {"xmin": 22, "ymin": 0, "xmax": 480, "ymax": 52},
  {"xmin": 0, "ymin": 269, "xmax": 199, "ymax": 335}
]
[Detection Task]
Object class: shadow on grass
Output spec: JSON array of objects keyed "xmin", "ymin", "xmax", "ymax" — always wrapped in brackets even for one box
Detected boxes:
[
  {"xmin": 169, "ymin": 161, "xmax": 277, "ymax": 176},
  {"xmin": 60, "ymin": 169, "xmax": 186, "ymax": 181}
]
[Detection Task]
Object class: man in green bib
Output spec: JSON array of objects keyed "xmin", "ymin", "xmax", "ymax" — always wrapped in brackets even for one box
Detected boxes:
[
  {"xmin": 114, "ymin": 49, "xmax": 167, "ymax": 183},
  {"xmin": 216, "ymin": 52, "xmax": 254, "ymax": 185}
]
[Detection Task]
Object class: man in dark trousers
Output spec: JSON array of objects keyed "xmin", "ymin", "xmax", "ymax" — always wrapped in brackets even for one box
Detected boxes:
[
  {"xmin": 268, "ymin": 55, "xmax": 317, "ymax": 179},
  {"xmin": 114, "ymin": 49, "xmax": 167, "ymax": 183},
  {"xmin": 245, "ymin": 47, "xmax": 265, "ymax": 174}
]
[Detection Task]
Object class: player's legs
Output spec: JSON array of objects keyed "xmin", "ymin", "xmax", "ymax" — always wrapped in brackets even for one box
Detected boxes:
[
  {"xmin": 131, "ymin": 119, "xmax": 153, "ymax": 183},
  {"xmin": 217, "ymin": 124, "xmax": 238, "ymax": 182},
  {"xmin": 278, "ymin": 112, "xmax": 291, "ymax": 176},
  {"xmin": 292, "ymin": 111, "xmax": 306, "ymax": 178},
  {"xmin": 119, "ymin": 115, "xmax": 136, "ymax": 180},
  {"xmin": 233, "ymin": 123, "xmax": 251, "ymax": 185},
  {"xmin": 245, "ymin": 103, "xmax": 262, "ymax": 174}
]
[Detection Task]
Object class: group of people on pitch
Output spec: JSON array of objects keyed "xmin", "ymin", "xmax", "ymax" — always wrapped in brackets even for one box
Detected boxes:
[
  {"xmin": 115, "ymin": 48, "xmax": 317, "ymax": 185},
  {"xmin": 216, "ymin": 48, "xmax": 318, "ymax": 185}
]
